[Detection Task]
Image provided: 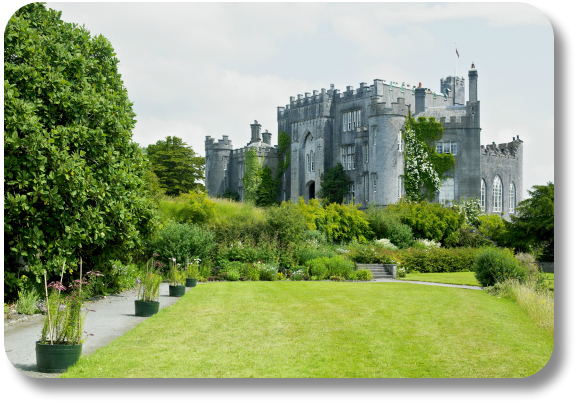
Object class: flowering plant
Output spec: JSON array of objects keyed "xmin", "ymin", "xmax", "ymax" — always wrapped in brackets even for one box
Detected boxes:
[
  {"xmin": 374, "ymin": 239, "xmax": 398, "ymax": 250},
  {"xmin": 186, "ymin": 257, "xmax": 201, "ymax": 279},
  {"xmin": 412, "ymin": 239, "xmax": 442, "ymax": 250},
  {"xmin": 168, "ymin": 258, "xmax": 186, "ymax": 286},
  {"xmin": 136, "ymin": 256, "xmax": 162, "ymax": 302},
  {"xmin": 39, "ymin": 261, "xmax": 102, "ymax": 345}
]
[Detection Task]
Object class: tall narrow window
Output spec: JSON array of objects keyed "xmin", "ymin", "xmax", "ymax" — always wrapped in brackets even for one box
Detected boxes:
[
  {"xmin": 480, "ymin": 179, "xmax": 486, "ymax": 211},
  {"xmin": 357, "ymin": 110, "xmax": 361, "ymax": 127},
  {"xmin": 398, "ymin": 176, "xmax": 405, "ymax": 200},
  {"xmin": 509, "ymin": 183, "xmax": 516, "ymax": 213},
  {"xmin": 349, "ymin": 183, "xmax": 355, "ymax": 203},
  {"xmin": 312, "ymin": 153, "xmax": 315, "ymax": 172},
  {"xmin": 450, "ymin": 141, "xmax": 457, "ymax": 155},
  {"xmin": 372, "ymin": 126, "xmax": 377, "ymax": 145},
  {"xmin": 365, "ymin": 175, "xmax": 369, "ymax": 202},
  {"xmin": 343, "ymin": 114, "xmax": 347, "ymax": 132},
  {"xmin": 347, "ymin": 112, "xmax": 352, "ymax": 130},
  {"xmin": 365, "ymin": 144, "xmax": 368, "ymax": 163},
  {"xmin": 306, "ymin": 153, "xmax": 310, "ymax": 172},
  {"xmin": 443, "ymin": 142, "xmax": 450, "ymax": 154},
  {"xmin": 373, "ymin": 175, "xmax": 377, "ymax": 193},
  {"xmin": 351, "ymin": 146, "xmax": 355, "ymax": 170},
  {"xmin": 397, "ymin": 131, "xmax": 404, "ymax": 152},
  {"xmin": 341, "ymin": 147, "xmax": 347, "ymax": 166},
  {"xmin": 352, "ymin": 110, "xmax": 357, "ymax": 128},
  {"xmin": 436, "ymin": 142, "xmax": 443, "ymax": 154},
  {"xmin": 439, "ymin": 178, "xmax": 455, "ymax": 206},
  {"xmin": 492, "ymin": 176, "xmax": 503, "ymax": 212}
]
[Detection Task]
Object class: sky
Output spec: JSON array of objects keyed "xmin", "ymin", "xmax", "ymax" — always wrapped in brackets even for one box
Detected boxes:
[{"xmin": 9, "ymin": 1, "xmax": 553, "ymax": 199}]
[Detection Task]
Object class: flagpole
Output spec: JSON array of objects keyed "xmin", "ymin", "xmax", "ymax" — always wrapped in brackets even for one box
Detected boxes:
[{"xmin": 455, "ymin": 43, "xmax": 457, "ymax": 78}]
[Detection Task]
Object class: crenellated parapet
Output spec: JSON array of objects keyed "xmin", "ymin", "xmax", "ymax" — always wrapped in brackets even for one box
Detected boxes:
[
  {"xmin": 368, "ymin": 97, "xmax": 409, "ymax": 117},
  {"xmin": 205, "ymin": 135, "xmax": 233, "ymax": 151},
  {"xmin": 481, "ymin": 137, "xmax": 523, "ymax": 158}
]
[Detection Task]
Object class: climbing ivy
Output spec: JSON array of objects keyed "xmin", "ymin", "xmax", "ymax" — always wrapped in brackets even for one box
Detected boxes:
[
  {"xmin": 242, "ymin": 148, "xmax": 262, "ymax": 204},
  {"xmin": 276, "ymin": 131, "xmax": 291, "ymax": 184},
  {"xmin": 402, "ymin": 113, "xmax": 455, "ymax": 201}
]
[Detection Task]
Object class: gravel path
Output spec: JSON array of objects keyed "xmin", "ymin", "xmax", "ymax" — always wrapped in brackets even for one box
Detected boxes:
[
  {"xmin": 4, "ymin": 283, "xmax": 182, "ymax": 378},
  {"xmin": 4, "ymin": 279, "xmax": 481, "ymax": 378}
]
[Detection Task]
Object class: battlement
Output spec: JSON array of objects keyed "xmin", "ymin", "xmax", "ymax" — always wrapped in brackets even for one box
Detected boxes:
[
  {"xmin": 369, "ymin": 97, "xmax": 408, "ymax": 117},
  {"xmin": 481, "ymin": 137, "xmax": 523, "ymax": 158},
  {"xmin": 205, "ymin": 135, "xmax": 233, "ymax": 150}
]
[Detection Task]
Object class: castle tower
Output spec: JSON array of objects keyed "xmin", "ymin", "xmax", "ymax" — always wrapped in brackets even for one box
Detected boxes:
[
  {"xmin": 205, "ymin": 135, "xmax": 233, "ymax": 197},
  {"xmin": 469, "ymin": 63, "xmax": 478, "ymax": 102}
]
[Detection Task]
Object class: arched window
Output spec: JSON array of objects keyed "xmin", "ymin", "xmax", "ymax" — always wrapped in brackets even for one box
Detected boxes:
[
  {"xmin": 439, "ymin": 178, "xmax": 455, "ymax": 206},
  {"xmin": 306, "ymin": 153, "xmax": 310, "ymax": 172},
  {"xmin": 509, "ymin": 182, "xmax": 516, "ymax": 213},
  {"xmin": 480, "ymin": 179, "xmax": 486, "ymax": 211},
  {"xmin": 398, "ymin": 176, "xmax": 405, "ymax": 200},
  {"xmin": 492, "ymin": 176, "xmax": 503, "ymax": 212},
  {"xmin": 312, "ymin": 153, "xmax": 315, "ymax": 172}
]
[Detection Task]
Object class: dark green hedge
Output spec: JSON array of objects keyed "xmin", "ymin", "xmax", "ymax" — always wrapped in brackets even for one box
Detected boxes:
[{"xmin": 397, "ymin": 248, "xmax": 478, "ymax": 273}]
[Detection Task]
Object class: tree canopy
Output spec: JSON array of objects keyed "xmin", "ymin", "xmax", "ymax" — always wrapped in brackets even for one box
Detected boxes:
[
  {"xmin": 4, "ymin": 3, "xmax": 155, "ymax": 297},
  {"xmin": 507, "ymin": 182, "xmax": 554, "ymax": 261},
  {"xmin": 318, "ymin": 163, "xmax": 350, "ymax": 204},
  {"xmin": 146, "ymin": 136, "xmax": 205, "ymax": 196}
]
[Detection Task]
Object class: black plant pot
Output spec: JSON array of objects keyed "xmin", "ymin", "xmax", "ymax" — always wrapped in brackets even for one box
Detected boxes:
[
  {"xmin": 185, "ymin": 278, "xmax": 197, "ymax": 287},
  {"xmin": 36, "ymin": 341, "xmax": 82, "ymax": 373},
  {"xmin": 169, "ymin": 285, "xmax": 186, "ymax": 297},
  {"xmin": 134, "ymin": 300, "xmax": 160, "ymax": 317}
]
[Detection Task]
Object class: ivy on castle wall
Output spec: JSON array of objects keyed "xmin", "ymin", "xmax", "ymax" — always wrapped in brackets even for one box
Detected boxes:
[
  {"xmin": 242, "ymin": 148, "xmax": 261, "ymax": 204},
  {"xmin": 276, "ymin": 131, "xmax": 291, "ymax": 184},
  {"xmin": 402, "ymin": 113, "xmax": 455, "ymax": 201}
]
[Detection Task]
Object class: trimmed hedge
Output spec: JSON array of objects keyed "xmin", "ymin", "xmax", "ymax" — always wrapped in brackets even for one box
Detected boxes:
[{"xmin": 396, "ymin": 248, "xmax": 478, "ymax": 273}]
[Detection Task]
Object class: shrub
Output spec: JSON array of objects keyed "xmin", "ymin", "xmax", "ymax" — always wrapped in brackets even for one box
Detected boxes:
[
  {"xmin": 265, "ymin": 202, "xmax": 308, "ymax": 246},
  {"xmin": 388, "ymin": 200, "xmax": 464, "ymax": 245},
  {"xmin": 257, "ymin": 262, "xmax": 278, "ymax": 281},
  {"xmin": 296, "ymin": 246, "xmax": 336, "ymax": 266},
  {"xmin": 224, "ymin": 268, "xmax": 241, "ymax": 281},
  {"xmin": 147, "ymin": 222, "xmax": 215, "ymax": 268},
  {"xmin": 355, "ymin": 270, "xmax": 373, "ymax": 281},
  {"xmin": 157, "ymin": 191, "xmax": 216, "ymax": 225},
  {"xmin": 397, "ymin": 248, "xmax": 477, "ymax": 273},
  {"xmin": 473, "ymin": 248, "xmax": 528, "ymax": 287},
  {"xmin": 386, "ymin": 223, "xmax": 414, "ymax": 249},
  {"xmin": 412, "ymin": 239, "xmax": 441, "ymax": 250},
  {"xmin": 290, "ymin": 266, "xmax": 308, "ymax": 281},
  {"xmin": 373, "ymin": 239, "xmax": 398, "ymax": 250},
  {"xmin": 366, "ymin": 206, "xmax": 403, "ymax": 240},
  {"xmin": 478, "ymin": 214, "xmax": 508, "ymax": 245},
  {"xmin": 330, "ymin": 276, "xmax": 345, "ymax": 282},
  {"xmin": 305, "ymin": 256, "xmax": 355, "ymax": 280},
  {"xmin": 16, "ymin": 289, "xmax": 40, "ymax": 315},
  {"xmin": 346, "ymin": 244, "xmax": 398, "ymax": 265},
  {"xmin": 317, "ymin": 202, "xmax": 373, "ymax": 243},
  {"xmin": 396, "ymin": 267, "xmax": 407, "ymax": 278},
  {"xmin": 446, "ymin": 227, "xmax": 493, "ymax": 248},
  {"xmin": 304, "ymin": 230, "xmax": 328, "ymax": 247}
]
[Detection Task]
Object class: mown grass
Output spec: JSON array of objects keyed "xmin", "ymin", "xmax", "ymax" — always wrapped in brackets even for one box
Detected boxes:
[{"xmin": 62, "ymin": 282, "xmax": 553, "ymax": 378}]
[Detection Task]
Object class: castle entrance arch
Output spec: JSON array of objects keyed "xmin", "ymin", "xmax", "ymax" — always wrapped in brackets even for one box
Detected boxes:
[{"xmin": 308, "ymin": 181, "xmax": 316, "ymax": 200}]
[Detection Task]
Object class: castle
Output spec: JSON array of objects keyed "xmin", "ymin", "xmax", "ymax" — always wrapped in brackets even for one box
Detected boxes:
[{"xmin": 205, "ymin": 66, "xmax": 523, "ymax": 219}]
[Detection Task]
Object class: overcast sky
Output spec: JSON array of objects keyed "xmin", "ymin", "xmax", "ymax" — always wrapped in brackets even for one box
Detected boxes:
[{"xmin": 10, "ymin": 2, "xmax": 554, "ymax": 198}]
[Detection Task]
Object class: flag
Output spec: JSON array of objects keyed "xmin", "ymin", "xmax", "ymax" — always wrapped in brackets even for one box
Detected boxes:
[{"xmin": 456, "ymin": 48, "xmax": 459, "ymax": 58}]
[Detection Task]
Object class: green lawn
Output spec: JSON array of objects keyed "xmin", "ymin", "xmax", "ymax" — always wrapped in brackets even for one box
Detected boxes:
[
  {"xmin": 62, "ymin": 282, "xmax": 553, "ymax": 378},
  {"xmin": 402, "ymin": 271, "xmax": 554, "ymax": 291}
]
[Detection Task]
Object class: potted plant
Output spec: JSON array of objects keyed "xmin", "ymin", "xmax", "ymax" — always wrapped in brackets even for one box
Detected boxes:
[
  {"xmin": 134, "ymin": 255, "xmax": 163, "ymax": 317},
  {"xmin": 36, "ymin": 258, "xmax": 102, "ymax": 373},
  {"xmin": 185, "ymin": 257, "xmax": 200, "ymax": 287},
  {"xmin": 168, "ymin": 258, "xmax": 186, "ymax": 297}
]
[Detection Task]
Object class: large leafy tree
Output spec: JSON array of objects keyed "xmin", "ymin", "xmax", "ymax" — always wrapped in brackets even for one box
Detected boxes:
[
  {"xmin": 146, "ymin": 136, "xmax": 205, "ymax": 196},
  {"xmin": 4, "ymin": 3, "xmax": 156, "ymax": 297},
  {"xmin": 507, "ymin": 182, "xmax": 555, "ymax": 262},
  {"xmin": 318, "ymin": 163, "xmax": 350, "ymax": 204}
]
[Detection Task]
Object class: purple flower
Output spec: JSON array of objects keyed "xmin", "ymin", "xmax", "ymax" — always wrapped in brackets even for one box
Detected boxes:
[{"xmin": 48, "ymin": 281, "xmax": 66, "ymax": 291}]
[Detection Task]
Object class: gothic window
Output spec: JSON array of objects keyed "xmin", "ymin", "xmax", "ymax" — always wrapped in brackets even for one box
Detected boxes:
[
  {"xmin": 509, "ymin": 182, "xmax": 516, "ymax": 213},
  {"xmin": 306, "ymin": 153, "xmax": 310, "ymax": 172},
  {"xmin": 481, "ymin": 179, "xmax": 486, "ymax": 211},
  {"xmin": 439, "ymin": 178, "xmax": 455, "ymax": 206},
  {"xmin": 312, "ymin": 152, "xmax": 315, "ymax": 172},
  {"xmin": 492, "ymin": 176, "xmax": 503, "ymax": 213},
  {"xmin": 398, "ymin": 176, "xmax": 405, "ymax": 200}
]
